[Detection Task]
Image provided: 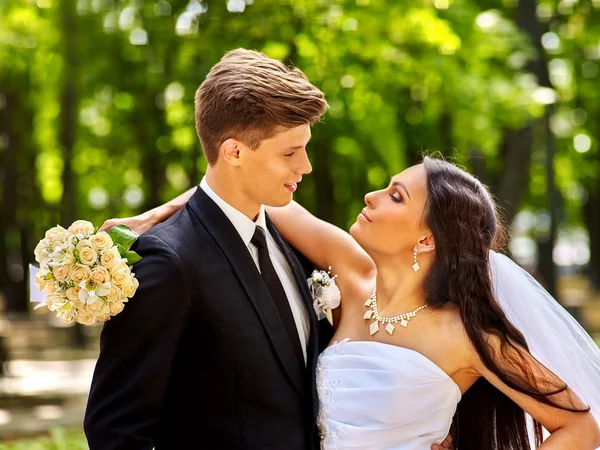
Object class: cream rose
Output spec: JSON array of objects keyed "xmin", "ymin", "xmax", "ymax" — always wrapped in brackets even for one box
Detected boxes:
[
  {"xmin": 77, "ymin": 310, "xmax": 96, "ymax": 326},
  {"xmin": 35, "ymin": 268, "xmax": 51, "ymax": 290},
  {"xmin": 85, "ymin": 300, "xmax": 110, "ymax": 316},
  {"xmin": 53, "ymin": 264, "xmax": 73, "ymax": 282},
  {"xmin": 111, "ymin": 262, "xmax": 131, "ymax": 286},
  {"xmin": 120, "ymin": 276, "xmax": 139, "ymax": 298},
  {"xmin": 100, "ymin": 247, "xmax": 121, "ymax": 270},
  {"xmin": 106, "ymin": 284, "xmax": 123, "ymax": 302},
  {"xmin": 78, "ymin": 246, "xmax": 98, "ymax": 266},
  {"xmin": 44, "ymin": 282, "xmax": 58, "ymax": 296},
  {"xmin": 91, "ymin": 267, "xmax": 110, "ymax": 285},
  {"xmin": 70, "ymin": 264, "xmax": 92, "ymax": 284},
  {"xmin": 66, "ymin": 286, "xmax": 81, "ymax": 302},
  {"xmin": 109, "ymin": 301, "xmax": 126, "ymax": 316},
  {"xmin": 45, "ymin": 226, "xmax": 68, "ymax": 243},
  {"xmin": 91, "ymin": 231, "xmax": 113, "ymax": 251},
  {"xmin": 68, "ymin": 220, "xmax": 95, "ymax": 236}
]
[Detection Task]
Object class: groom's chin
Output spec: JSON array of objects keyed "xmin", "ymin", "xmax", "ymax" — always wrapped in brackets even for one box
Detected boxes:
[{"xmin": 267, "ymin": 194, "xmax": 294, "ymax": 208}]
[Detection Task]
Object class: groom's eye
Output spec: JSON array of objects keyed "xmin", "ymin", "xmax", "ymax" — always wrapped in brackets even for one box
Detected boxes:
[{"xmin": 284, "ymin": 152, "xmax": 295, "ymax": 157}]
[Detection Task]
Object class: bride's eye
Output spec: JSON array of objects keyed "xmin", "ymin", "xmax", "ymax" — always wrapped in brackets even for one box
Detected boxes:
[{"xmin": 389, "ymin": 193, "xmax": 402, "ymax": 203}]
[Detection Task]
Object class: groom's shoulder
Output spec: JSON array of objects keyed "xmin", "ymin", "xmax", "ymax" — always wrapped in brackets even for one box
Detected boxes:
[{"xmin": 135, "ymin": 206, "xmax": 204, "ymax": 257}]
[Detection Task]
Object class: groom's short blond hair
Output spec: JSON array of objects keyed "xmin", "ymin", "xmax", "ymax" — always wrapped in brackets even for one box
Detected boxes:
[{"xmin": 194, "ymin": 49, "xmax": 328, "ymax": 165}]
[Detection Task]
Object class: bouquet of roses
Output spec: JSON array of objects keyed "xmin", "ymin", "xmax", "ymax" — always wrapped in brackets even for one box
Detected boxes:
[{"xmin": 32, "ymin": 220, "xmax": 142, "ymax": 325}]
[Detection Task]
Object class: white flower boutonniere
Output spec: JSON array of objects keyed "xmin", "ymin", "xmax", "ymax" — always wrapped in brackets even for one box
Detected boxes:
[{"xmin": 308, "ymin": 267, "xmax": 341, "ymax": 323}]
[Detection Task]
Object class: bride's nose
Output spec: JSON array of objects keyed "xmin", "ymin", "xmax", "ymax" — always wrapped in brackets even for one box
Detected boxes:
[{"xmin": 364, "ymin": 191, "xmax": 376, "ymax": 207}]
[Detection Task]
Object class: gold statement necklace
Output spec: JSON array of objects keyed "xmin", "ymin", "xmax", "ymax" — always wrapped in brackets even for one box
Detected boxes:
[{"xmin": 363, "ymin": 287, "xmax": 429, "ymax": 335}]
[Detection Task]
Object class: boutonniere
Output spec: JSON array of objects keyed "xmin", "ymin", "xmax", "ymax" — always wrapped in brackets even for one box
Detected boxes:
[{"xmin": 308, "ymin": 267, "xmax": 341, "ymax": 324}]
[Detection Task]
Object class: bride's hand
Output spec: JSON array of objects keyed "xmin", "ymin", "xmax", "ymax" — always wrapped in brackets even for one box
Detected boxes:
[{"xmin": 99, "ymin": 210, "xmax": 158, "ymax": 235}]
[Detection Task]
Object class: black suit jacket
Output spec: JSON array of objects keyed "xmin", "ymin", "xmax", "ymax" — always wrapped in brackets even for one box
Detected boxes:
[{"xmin": 84, "ymin": 186, "xmax": 333, "ymax": 450}]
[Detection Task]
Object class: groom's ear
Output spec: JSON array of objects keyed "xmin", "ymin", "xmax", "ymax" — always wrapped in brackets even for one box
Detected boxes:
[
  {"xmin": 417, "ymin": 233, "xmax": 435, "ymax": 254},
  {"xmin": 221, "ymin": 138, "xmax": 242, "ymax": 166}
]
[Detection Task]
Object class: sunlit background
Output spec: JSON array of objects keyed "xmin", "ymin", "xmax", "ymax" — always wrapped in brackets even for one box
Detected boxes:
[{"xmin": 1, "ymin": 0, "xmax": 600, "ymax": 447}]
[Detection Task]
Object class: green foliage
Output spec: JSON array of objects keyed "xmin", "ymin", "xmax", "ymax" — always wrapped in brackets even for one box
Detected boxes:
[
  {"xmin": 1, "ymin": 0, "xmax": 600, "ymax": 309},
  {"xmin": 0, "ymin": 429, "xmax": 87, "ymax": 450}
]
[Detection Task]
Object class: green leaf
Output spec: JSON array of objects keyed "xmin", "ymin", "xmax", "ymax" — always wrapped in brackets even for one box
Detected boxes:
[
  {"xmin": 108, "ymin": 224, "xmax": 139, "ymax": 250},
  {"xmin": 44, "ymin": 273, "xmax": 53, "ymax": 280},
  {"xmin": 118, "ymin": 247, "xmax": 143, "ymax": 265}
]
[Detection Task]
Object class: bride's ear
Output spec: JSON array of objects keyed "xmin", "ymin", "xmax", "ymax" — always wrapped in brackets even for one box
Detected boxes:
[{"xmin": 416, "ymin": 233, "xmax": 435, "ymax": 254}]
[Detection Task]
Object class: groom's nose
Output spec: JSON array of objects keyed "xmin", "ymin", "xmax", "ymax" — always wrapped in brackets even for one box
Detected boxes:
[{"xmin": 297, "ymin": 150, "xmax": 312, "ymax": 175}]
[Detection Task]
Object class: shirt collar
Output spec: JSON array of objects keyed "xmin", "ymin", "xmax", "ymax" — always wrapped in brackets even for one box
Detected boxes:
[{"xmin": 200, "ymin": 177, "xmax": 267, "ymax": 247}]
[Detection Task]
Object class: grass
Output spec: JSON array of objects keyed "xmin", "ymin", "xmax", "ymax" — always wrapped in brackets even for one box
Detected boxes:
[{"xmin": 0, "ymin": 429, "xmax": 87, "ymax": 450}]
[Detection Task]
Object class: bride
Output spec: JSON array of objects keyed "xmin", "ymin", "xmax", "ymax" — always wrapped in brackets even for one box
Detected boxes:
[{"xmin": 108, "ymin": 157, "xmax": 600, "ymax": 449}]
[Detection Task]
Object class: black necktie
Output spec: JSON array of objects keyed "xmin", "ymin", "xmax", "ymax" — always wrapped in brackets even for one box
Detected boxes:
[{"xmin": 251, "ymin": 225, "xmax": 304, "ymax": 364}]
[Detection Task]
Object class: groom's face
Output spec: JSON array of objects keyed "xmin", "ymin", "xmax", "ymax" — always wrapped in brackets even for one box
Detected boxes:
[{"xmin": 238, "ymin": 124, "xmax": 313, "ymax": 207}]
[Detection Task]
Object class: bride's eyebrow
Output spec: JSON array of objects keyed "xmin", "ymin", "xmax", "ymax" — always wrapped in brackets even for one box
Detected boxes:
[{"xmin": 390, "ymin": 180, "xmax": 411, "ymax": 199}]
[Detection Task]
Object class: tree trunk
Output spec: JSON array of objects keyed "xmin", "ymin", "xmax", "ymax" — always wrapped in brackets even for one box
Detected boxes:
[
  {"xmin": 495, "ymin": 127, "xmax": 534, "ymax": 226},
  {"xmin": 59, "ymin": 0, "xmax": 77, "ymax": 227},
  {"xmin": 585, "ymin": 183, "xmax": 600, "ymax": 288},
  {"xmin": 313, "ymin": 134, "xmax": 335, "ymax": 224},
  {"xmin": 516, "ymin": 0, "xmax": 559, "ymax": 298},
  {"xmin": 0, "ymin": 88, "xmax": 18, "ymax": 311}
]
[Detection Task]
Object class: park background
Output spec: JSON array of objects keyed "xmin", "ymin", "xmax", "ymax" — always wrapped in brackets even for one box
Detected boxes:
[{"xmin": 1, "ymin": 0, "xmax": 600, "ymax": 447}]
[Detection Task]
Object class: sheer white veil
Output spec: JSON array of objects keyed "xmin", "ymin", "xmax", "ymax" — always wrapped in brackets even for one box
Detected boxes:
[{"xmin": 489, "ymin": 250, "xmax": 600, "ymax": 430}]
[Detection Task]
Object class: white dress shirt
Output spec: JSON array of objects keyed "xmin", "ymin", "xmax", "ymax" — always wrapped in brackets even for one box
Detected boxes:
[{"xmin": 200, "ymin": 177, "xmax": 310, "ymax": 364}]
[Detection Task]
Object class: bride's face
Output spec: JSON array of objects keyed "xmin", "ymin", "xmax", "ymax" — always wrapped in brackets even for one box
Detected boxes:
[{"xmin": 350, "ymin": 164, "xmax": 431, "ymax": 257}]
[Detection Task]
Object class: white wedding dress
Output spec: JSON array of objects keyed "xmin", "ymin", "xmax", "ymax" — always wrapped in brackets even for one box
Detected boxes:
[{"xmin": 316, "ymin": 339, "xmax": 461, "ymax": 450}]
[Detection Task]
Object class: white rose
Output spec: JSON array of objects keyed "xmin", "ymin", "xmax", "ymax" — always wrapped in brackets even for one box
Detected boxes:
[
  {"xmin": 91, "ymin": 231, "xmax": 113, "ymax": 251},
  {"xmin": 58, "ymin": 309, "xmax": 76, "ymax": 324},
  {"xmin": 53, "ymin": 264, "xmax": 73, "ymax": 282},
  {"xmin": 91, "ymin": 267, "xmax": 110, "ymax": 285},
  {"xmin": 77, "ymin": 310, "xmax": 96, "ymax": 326},
  {"xmin": 70, "ymin": 264, "xmax": 92, "ymax": 284},
  {"xmin": 109, "ymin": 301, "xmax": 126, "ymax": 316},
  {"xmin": 111, "ymin": 262, "xmax": 131, "ymax": 286},
  {"xmin": 68, "ymin": 220, "xmax": 95, "ymax": 236},
  {"xmin": 46, "ymin": 294, "xmax": 65, "ymax": 311},
  {"xmin": 106, "ymin": 284, "xmax": 122, "ymax": 302},
  {"xmin": 34, "ymin": 240, "xmax": 50, "ymax": 263},
  {"xmin": 45, "ymin": 226, "xmax": 68, "ymax": 243},
  {"xmin": 62, "ymin": 246, "xmax": 76, "ymax": 265},
  {"xmin": 97, "ymin": 314, "xmax": 110, "ymax": 322},
  {"xmin": 100, "ymin": 247, "xmax": 121, "ymax": 270}
]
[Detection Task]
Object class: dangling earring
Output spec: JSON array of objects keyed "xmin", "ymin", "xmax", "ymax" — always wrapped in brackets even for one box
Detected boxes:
[{"xmin": 412, "ymin": 248, "xmax": 420, "ymax": 272}]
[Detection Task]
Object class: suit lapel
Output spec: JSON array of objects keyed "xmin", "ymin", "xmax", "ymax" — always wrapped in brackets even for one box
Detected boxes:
[
  {"xmin": 265, "ymin": 216, "xmax": 321, "ymax": 413},
  {"xmin": 187, "ymin": 187, "xmax": 304, "ymax": 395},
  {"xmin": 265, "ymin": 215, "xmax": 318, "ymax": 339}
]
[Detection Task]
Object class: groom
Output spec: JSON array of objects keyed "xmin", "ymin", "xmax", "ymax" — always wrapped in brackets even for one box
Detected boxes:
[
  {"xmin": 85, "ymin": 49, "xmax": 453, "ymax": 450},
  {"xmin": 84, "ymin": 49, "xmax": 329, "ymax": 450}
]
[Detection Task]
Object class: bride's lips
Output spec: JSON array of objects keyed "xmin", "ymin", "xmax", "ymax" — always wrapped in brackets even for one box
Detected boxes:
[
  {"xmin": 284, "ymin": 182, "xmax": 298, "ymax": 193},
  {"xmin": 358, "ymin": 208, "xmax": 372, "ymax": 223}
]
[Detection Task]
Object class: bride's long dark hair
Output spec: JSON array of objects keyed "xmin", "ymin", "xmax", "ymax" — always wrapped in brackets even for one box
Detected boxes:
[{"xmin": 422, "ymin": 156, "xmax": 589, "ymax": 449}]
